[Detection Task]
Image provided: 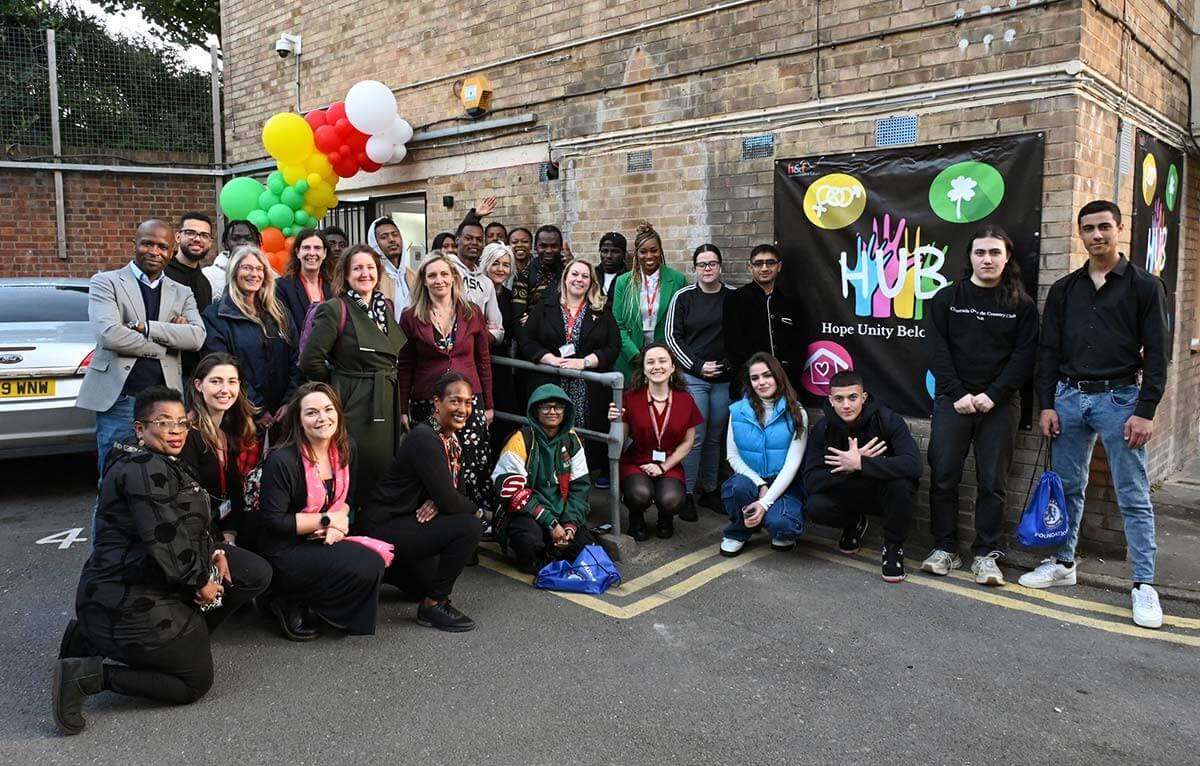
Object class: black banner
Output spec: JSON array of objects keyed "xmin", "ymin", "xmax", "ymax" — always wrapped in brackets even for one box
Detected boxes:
[
  {"xmin": 774, "ymin": 133, "xmax": 1044, "ymax": 418},
  {"xmin": 1131, "ymin": 129, "xmax": 1182, "ymax": 358}
]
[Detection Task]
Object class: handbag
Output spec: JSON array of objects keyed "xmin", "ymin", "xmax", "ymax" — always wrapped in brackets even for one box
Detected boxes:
[
  {"xmin": 1016, "ymin": 439, "xmax": 1070, "ymax": 548},
  {"xmin": 535, "ymin": 544, "xmax": 622, "ymax": 594}
]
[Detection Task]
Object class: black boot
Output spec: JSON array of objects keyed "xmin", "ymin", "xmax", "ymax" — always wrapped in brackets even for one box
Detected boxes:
[
  {"xmin": 678, "ymin": 495, "xmax": 698, "ymax": 522},
  {"xmin": 627, "ymin": 510, "xmax": 650, "ymax": 542},
  {"xmin": 269, "ymin": 600, "xmax": 320, "ymax": 642},
  {"xmin": 697, "ymin": 488, "xmax": 725, "ymax": 515},
  {"xmin": 52, "ymin": 656, "xmax": 104, "ymax": 735},
  {"xmin": 656, "ymin": 513, "xmax": 675, "ymax": 539}
]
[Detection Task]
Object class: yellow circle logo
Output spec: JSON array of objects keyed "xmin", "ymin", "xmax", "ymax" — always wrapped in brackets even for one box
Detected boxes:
[
  {"xmin": 804, "ymin": 173, "xmax": 867, "ymax": 229},
  {"xmin": 1141, "ymin": 153, "xmax": 1157, "ymax": 205}
]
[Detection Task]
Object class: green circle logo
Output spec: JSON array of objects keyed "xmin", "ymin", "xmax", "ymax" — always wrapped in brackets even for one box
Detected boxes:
[
  {"xmin": 929, "ymin": 161, "xmax": 1005, "ymax": 223},
  {"xmin": 1166, "ymin": 163, "xmax": 1180, "ymax": 212}
]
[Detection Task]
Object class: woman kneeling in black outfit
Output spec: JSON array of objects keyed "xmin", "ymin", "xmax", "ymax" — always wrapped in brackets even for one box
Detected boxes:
[
  {"xmin": 53, "ymin": 387, "xmax": 272, "ymax": 735},
  {"xmin": 363, "ymin": 372, "xmax": 483, "ymax": 633},
  {"xmin": 258, "ymin": 382, "xmax": 386, "ymax": 640}
]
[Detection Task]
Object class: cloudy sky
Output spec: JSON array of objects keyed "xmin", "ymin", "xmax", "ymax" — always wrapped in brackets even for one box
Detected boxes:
[{"xmin": 67, "ymin": 0, "xmax": 215, "ymax": 70}]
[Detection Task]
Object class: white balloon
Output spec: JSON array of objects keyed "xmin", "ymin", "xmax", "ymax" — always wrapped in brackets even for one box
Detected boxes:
[
  {"xmin": 345, "ymin": 80, "xmax": 398, "ymax": 135},
  {"xmin": 365, "ymin": 134, "xmax": 395, "ymax": 164},
  {"xmin": 387, "ymin": 117, "xmax": 414, "ymax": 145},
  {"xmin": 391, "ymin": 144, "xmax": 407, "ymax": 163}
]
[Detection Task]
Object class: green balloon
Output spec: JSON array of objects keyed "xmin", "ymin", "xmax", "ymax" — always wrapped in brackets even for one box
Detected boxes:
[
  {"xmin": 287, "ymin": 225, "xmax": 302, "ymax": 237},
  {"xmin": 247, "ymin": 209, "xmax": 271, "ymax": 231},
  {"xmin": 219, "ymin": 177, "xmax": 265, "ymax": 220},
  {"xmin": 293, "ymin": 179, "xmax": 310, "ymax": 194},
  {"xmin": 280, "ymin": 187, "xmax": 305, "ymax": 210},
  {"xmin": 268, "ymin": 203, "xmax": 295, "ymax": 229},
  {"xmin": 294, "ymin": 210, "xmax": 312, "ymax": 227},
  {"xmin": 266, "ymin": 171, "xmax": 286, "ymax": 194},
  {"xmin": 258, "ymin": 190, "xmax": 281, "ymax": 210}
]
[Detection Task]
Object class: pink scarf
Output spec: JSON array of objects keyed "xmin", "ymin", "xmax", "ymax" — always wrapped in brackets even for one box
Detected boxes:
[{"xmin": 300, "ymin": 444, "xmax": 394, "ymax": 567}]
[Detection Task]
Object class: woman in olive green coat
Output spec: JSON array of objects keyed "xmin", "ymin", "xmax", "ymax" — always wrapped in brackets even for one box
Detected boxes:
[{"xmin": 299, "ymin": 245, "xmax": 406, "ymax": 502}]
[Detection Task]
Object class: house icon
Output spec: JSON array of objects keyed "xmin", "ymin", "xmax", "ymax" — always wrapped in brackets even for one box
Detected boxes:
[{"xmin": 805, "ymin": 346, "xmax": 851, "ymax": 388}]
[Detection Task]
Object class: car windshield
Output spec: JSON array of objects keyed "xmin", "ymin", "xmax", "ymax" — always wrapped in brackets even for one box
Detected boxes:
[{"xmin": 0, "ymin": 285, "xmax": 90, "ymax": 322}]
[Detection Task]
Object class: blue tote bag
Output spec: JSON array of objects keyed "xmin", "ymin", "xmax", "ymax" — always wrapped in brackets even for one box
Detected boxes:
[
  {"xmin": 1016, "ymin": 439, "xmax": 1070, "ymax": 548},
  {"xmin": 535, "ymin": 544, "xmax": 622, "ymax": 595}
]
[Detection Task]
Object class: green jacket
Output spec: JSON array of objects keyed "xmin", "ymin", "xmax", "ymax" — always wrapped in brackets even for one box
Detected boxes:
[
  {"xmin": 491, "ymin": 384, "xmax": 590, "ymax": 548},
  {"xmin": 610, "ymin": 265, "xmax": 688, "ymax": 380}
]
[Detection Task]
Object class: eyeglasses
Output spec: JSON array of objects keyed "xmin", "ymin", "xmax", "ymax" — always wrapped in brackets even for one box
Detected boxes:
[
  {"xmin": 181, "ymin": 229, "xmax": 213, "ymax": 241},
  {"xmin": 238, "ymin": 265, "xmax": 266, "ymax": 274},
  {"xmin": 695, "ymin": 261, "xmax": 721, "ymax": 270},
  {"xmin": 141, "ymin": 418, "xmax": 192, "ymax": 432},
  {"xmin": 750, "ymin": 259, "xmax": 780, "ymax": 269},
  {"xmin": 537, "ymin": 402, "xmax": 567, "ymax": 413}
]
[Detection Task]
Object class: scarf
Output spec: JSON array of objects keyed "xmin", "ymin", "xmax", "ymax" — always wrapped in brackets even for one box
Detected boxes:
[
  {"xmin": 431, "ymin": 419, "xmax": 462, "ymax": 488},
  {"xmin": 345, "ymin": 288, "xmax": 389, "ymax": 334},
  {"xmin": 299, "ymin": 442, "xmax": 394, "ymax": 567}
]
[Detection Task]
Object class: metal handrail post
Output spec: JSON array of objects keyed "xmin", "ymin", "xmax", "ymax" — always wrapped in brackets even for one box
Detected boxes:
[{"xmin": 490, "ymin": 356, "xmax": 625, "ymax": 536}]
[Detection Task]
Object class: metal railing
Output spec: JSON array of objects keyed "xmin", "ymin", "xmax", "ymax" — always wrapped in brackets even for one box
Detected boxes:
[{"xmin": 490, "ymin": 356, "xmax": 626, "ymax": 536}]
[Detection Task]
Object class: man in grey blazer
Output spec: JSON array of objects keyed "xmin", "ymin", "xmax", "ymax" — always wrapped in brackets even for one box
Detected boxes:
[{"xmin": 77, "ymin": 219, "xmax": 206, "ymax": 477}]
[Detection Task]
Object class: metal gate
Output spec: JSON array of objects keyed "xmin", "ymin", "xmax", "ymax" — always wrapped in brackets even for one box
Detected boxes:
[{"xmin": 319, "ymin": 200, "xmax": 373, "ymax": 246}]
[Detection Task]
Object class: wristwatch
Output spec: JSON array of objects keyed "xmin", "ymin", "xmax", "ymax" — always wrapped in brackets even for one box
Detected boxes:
[{"xmin": 320, "ymin": 512, "xmax": 331, "ymax": 528}]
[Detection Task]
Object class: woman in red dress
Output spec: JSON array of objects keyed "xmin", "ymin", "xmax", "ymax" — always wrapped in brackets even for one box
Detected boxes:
[{"xmin": 608, "ymin": 342, "xmax": 702, "ymax": 540}]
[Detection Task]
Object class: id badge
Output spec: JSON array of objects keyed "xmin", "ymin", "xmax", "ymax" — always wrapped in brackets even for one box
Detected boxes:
[
  {"xmin": 558, "ymin": 343, "xmax": 576, "ymax": 357},
  {"xmin": 651, "ymin": 450, "xmax": 667, "ymax": 463},
  {"xmin": 218, "ymin": 498, "xmax": 233, "ymax": 520}
]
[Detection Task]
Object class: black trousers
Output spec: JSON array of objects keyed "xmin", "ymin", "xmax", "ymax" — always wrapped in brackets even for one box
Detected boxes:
[
  {"xmin": 622, "ymin": 474, "xmax": 687, "ymax": 519},
  {"xmin": 372, "ymin": 512, "xmax": 482, "ymax": 602},
  {"xmin": 927, "ymin": 395, "xmax": 1019, "ymax": 555},
  {"xmin": 102, "ymin": 545, "xmax": 270, "ymax": 706},
  {"xmin": 806, "ymin": 476, "xmax": 913, "ymax": 546},
  {"xmin": 507, "ymin": 514, "xmax": 595, "ymax": 566},
  {"xmin": 270, "ymin": 541, "xmax": 386, "ymax": 635}
]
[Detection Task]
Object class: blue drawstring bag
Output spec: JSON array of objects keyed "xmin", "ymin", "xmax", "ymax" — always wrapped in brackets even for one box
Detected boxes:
[
  {"xmin": 535, "ymin": 544, "xmax": 621, "ymax": 594},
  {"xmin": 1016, "ymin": 440, "xmax": 1070, "ymax": 548}
]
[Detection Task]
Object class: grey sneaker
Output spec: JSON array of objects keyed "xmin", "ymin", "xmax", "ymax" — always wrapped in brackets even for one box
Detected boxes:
[
  {"xmin": 920, "ymin": 549, "xmax": 961, "ymax": 576},
  {"xmin": 971, "ymin": 552, "xmax": 1005, "ymax": 586}
]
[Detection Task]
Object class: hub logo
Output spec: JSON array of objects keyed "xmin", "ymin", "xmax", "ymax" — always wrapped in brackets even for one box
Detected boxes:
[{"xmin": 802, "ymin": 341, "xmax": 853, "ymax": 396}]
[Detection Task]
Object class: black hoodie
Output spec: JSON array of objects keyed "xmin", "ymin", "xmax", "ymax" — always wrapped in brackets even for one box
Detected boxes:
[{"xmin": 802, "ymin": 397, "xmax": 922, "ymax": 495}]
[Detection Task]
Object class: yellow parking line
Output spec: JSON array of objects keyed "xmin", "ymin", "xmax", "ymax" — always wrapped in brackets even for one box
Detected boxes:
[
  {"xmin": 608, "ymin": 547, "xmax": 718, "ymax": 596},
  {"xmin": 806, "ymin": 548, "xmax": 1200, "ymax": 649}
]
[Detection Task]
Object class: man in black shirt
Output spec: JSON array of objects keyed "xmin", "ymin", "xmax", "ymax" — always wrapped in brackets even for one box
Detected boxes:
[
  {"xmin": 598, "ymin": 232, "xmax": 629, "ymax": 301},
  {"xmin": 723, "ymin": 244, "xmax": 804, "ymax": 387},
  {"xmin": 163, "ymin": 211, "xmax": 214, "ymax": 312},
  {"xmin": 1022, "ymin": 200, "xmax": 1168, "ymax": 630}
]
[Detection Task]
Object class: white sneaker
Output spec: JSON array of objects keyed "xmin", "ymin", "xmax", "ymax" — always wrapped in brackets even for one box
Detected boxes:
[
  {"xmin": 770, "ymin": 535, "xmax": 796, "ymax": 552},
  {"xmin": 971, "ymin": 552, "xmax": 1006, "ymax": 586},
  {"xmin": 1131, "ymin": 584, "xmax": 1164, "ymax": 629},
  {"xmin": 719, "ymin": 537, "xmax": 746, "ymax": 557},
  {"xmin": 1018, "ymin": 559, "xmax": 1077, "ymax": 589},
  {"xmin": 920, "ymin": 549, "xmax": 961, "ymax": 576}
]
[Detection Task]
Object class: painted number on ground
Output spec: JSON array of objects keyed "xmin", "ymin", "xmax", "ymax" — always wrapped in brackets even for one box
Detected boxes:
[{"xmin": 37, "ymin": 528, "xmax": 88, "ymax": 550}]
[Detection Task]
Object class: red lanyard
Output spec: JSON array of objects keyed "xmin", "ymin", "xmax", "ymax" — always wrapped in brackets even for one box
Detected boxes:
[
  {"xmin": 644, "ymin": 275, "xmax": 661, "ymax": 325},
  {"xmin": 649, "ymin": 391, "xmax": 673, "ymax": 450},
  {"xmin": 564, "ymin": 302, "xmax": 585, "ymax": 339}
]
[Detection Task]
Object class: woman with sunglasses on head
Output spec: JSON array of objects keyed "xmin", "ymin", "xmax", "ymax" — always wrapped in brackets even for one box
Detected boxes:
[
  {"xmin": 609, "ymin": 221, "xmax": 688, "ymax": 382},
  {"xmin": 179, "ymin": 352, "xmax": 262, "ymax": 549},
  {"xmin": 300, "ymin": 245, "xmax": 407, "ymax": 503},
  {"xmin": 257, "ymin": 382, "xmax": 387, "ymax": 641},
  {"xmin": 363, "ymin": 373, "xmax": 483, "ymax": 632},
  {"xmin": 607, "ymin": 343, "xmax": 702, "ymax": 541},
  {"xmin": 53, "ymin": 387, "xmax": 271, "ymax": 735},
  {"xmin": 276, "ymin": 228, "xmax": 336, "ymax": 341},
  {"xmin": 201, "ymin": 245, "xmax": 298, "ymax": 432}
]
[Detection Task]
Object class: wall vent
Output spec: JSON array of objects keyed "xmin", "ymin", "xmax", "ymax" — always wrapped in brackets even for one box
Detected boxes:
[
  {"xmin": 875, "ymin": 115, "xmax": 919, "ymax": 147},
  {"xmin": 626, "ymin": 150, "xmax": 653, "ymax": 172},
  {"xmin": 742, "ymin": 134, "xmax": 775, "ymax": 160}
]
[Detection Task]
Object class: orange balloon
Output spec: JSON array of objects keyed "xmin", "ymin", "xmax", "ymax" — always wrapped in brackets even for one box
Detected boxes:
[
  {"xmin": 261, "ymin": 227, "xmax": 285, "ymax": 253},
  {"xmin": 267, "ymin": 249, "xmax": 290, "ymax": 275},
  {"xmin": 284, "ymin": 236, "xmax": 296, "ymax": 253}
]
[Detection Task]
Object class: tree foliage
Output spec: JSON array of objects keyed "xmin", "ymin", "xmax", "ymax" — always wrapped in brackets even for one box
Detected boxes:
[
  {"xmin": 0, "ymin": 3, "xmax": 212, "ymax": 157},
  {"xmin": 95, "ymin": 0, "xmax": 219, "ymax": 50}
]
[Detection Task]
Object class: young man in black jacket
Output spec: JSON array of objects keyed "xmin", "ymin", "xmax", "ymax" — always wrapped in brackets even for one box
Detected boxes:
[
  {"xmin": 723, "ymin": 244, "xmax": 804, "ymax": 388},
  {"xmin": 802, "ymin": 371, "xmax": 922, "ymax": 582}
]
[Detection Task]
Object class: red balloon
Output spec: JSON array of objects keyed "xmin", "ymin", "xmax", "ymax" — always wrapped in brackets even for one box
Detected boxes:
[
  {"xmin": 304, "ymin": 109, "xmax": 327, "ymax": 130},
  {"xmin": 335, "ymin": 118, "xmax": 354, "ymax": 139},
  {"xmin": 348, "ymin": 131, "xmax": 368, "ymax": 151},
  {"xmin": 361, "ymin": 159, "xmax": 382, "ymax": 173},
  {"xmin": 261, "ymin": 227, "xmax": 285, "ymax": 253},
  {"xmin": 327, "ymin": 101, "xmax": 347, "ymax": 124},
  {"xmin": 355, "ymin": 150, "xmax": 369, "ymax": 166},
  {"xmin": 314, "ymin": 125, "xmax": 340, "ymax": 154},
  {"xmin": 333, "ymin": 158, "xmax": 358, "ymax": 178}
]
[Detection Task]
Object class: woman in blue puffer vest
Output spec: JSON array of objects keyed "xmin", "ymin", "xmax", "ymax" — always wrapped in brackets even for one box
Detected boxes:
[{"xmin": 719, "ymin": 352, "xmax": 808, "ymax": 557}]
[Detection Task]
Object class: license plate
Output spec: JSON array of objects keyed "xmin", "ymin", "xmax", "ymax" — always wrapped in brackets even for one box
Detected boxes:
[{"xmin": 0, "ymin": 378, "xmax": 56, "ymax": 398}]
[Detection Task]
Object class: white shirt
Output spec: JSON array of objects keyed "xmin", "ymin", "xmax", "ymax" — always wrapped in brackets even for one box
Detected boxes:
[
  {"xmin": 128, "ymin": 261, "xmax": 163, "ymax": 289},
  {"xmin": 382, "ymin": 258, "xmax": 412, "ymax": 318},
  {"xmin": 639, "ymin": 269, "xmax": 662, "ymax": 342}
]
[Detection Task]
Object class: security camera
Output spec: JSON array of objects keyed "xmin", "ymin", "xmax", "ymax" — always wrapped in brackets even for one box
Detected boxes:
[{"xmin": 275, "ymin": 33, "xmax": 301, "ymax": 59}]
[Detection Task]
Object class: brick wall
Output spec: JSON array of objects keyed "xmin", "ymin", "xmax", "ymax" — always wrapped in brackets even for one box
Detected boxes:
[{"xmin": 0, "ymin": 169, "xmax": 217, "ymax": 279}]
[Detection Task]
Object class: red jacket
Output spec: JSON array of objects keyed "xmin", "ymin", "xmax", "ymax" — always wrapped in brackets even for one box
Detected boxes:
[{"xmin": 397, "ymin": 303, "xmax": 494, "ymax": 413}]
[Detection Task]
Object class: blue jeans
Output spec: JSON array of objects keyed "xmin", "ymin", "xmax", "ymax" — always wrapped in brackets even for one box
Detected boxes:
[
  {"xmin": 722, "ymin": 474, "xmax": 804, "ymax": 542},
  {"xmin": 94, "ymin": 394, "xmax": 136, "ymax": 481},
  {"xmin": 681, "ymin": 374, "xmax": 730, "ymax": 493},
  {"xmin": 1051, "ymin": 382, "xmax": 1156, "ymax": 582}
]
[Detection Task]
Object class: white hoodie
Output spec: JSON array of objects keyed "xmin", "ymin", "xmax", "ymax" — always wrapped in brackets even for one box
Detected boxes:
[{"xmin": 202, "ymin": 251, "xmax": 231, "ymax": 300}]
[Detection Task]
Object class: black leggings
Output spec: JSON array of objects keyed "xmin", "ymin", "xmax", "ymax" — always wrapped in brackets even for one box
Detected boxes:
[
  {"xmin": 371, "ymin": 512, "xmax": 482, "ymax": 602},
  {"xmin": 622, "ymin": 474, "xmax": 687, "ymax": 519}
]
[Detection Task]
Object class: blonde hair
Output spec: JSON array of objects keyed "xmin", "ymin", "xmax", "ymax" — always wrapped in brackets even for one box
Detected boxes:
[
  {"xmin": 411, "ymin": 254, "xmax": 476, "ymax": 324},
  {"xmin": 226, "ymin": 245, "xmax": 291, "ymax": 338},
  {"xmin": 559, "ymin": 258, "xmax": 606, "ymax": 312}
]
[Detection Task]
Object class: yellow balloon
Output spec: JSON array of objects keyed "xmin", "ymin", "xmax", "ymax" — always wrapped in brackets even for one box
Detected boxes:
[
  {"xmin": 281, "ymin": 163, "xmax": 306, "ymax": 185},
  {"xmin": 306, "ymin": 172, "xmax": 323, "ymax": 187},
  {"xmin": 304, "ymin": 152, "xmax": 333, "ymax": 179},
  {"xmin": 262, "ymin": 113, "xmax": 315, "ymax": 164}
]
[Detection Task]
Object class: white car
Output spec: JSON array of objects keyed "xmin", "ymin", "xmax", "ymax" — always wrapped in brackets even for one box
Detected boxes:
[{"xmin": 0, "ymin": 278, "xmax": 97, "ymax": 459}]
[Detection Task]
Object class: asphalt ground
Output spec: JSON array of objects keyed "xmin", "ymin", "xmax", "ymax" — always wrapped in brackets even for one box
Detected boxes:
[{"xmin": 2, "ymin": 453, "xmax": 1199, "ymax": 765}]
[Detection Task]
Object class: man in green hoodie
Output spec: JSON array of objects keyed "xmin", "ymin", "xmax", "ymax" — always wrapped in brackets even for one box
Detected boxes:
[{"xmin": 492, "ymin": 384, "xmax": 593, "ymax": 574}]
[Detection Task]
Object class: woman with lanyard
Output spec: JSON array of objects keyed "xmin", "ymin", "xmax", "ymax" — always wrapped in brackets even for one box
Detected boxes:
[
  {"xmin": 478, "ymin": 242, "xmax": 520, "ymax": 452},
  {"xmin": 397, "ymin": 255, "xmax": 495, "ymax": 513},
  {"xmin": 607, "ymin": 342, "xmax": 702, "ymax": 540},
  {"xmin": 276, "ymin": 228, "xmax": 335, "ymax": 343},
  {"xmin": 362, "ymin": 372, "xmax": 484, "ymax": 632},
  {"xmin": 610, "ymin": 222, "xmax": 687, "ymax": 382},
  {"xmin": 179, "ymin": 352, "xmax": 262, "ymax": 549},
  {"xmin": 299, "ymin": 245, "xmax": 406, "ymax": 504}
]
